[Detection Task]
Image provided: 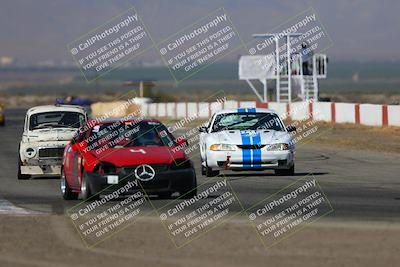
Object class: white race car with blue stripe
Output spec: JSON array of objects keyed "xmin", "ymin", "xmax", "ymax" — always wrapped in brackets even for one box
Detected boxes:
[{"xmin": 199, "ymin": 108, "xmax": 296, "ymax": 176}]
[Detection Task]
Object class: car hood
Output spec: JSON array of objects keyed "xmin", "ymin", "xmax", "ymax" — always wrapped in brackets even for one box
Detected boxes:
[
  {"xmin": 207, "ymin": 129, "xmax": 292, "ymax": 145},
  {"xmin": 91, "ymin": 146, "xmax": 186, "ymax": 167},
  {"xmin": 28, "ymin": 128, "xmax": 77, "ymax": 142}
]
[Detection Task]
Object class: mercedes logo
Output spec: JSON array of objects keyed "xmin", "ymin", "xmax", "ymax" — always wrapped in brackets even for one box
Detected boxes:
[{"xmin": 134, "ymin": 164, "xmax": 156, "ymax": 181}]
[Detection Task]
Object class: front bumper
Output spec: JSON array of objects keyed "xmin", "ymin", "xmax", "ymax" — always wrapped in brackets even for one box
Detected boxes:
[
  {"xmin": 206, "ymin": 149, "xmax": 294, "ymax": 170},
  {"xmin": 86, "ymin": 168, "xmax": 196, "ymax": 195},
  {"xmin": 20, "ymin": 158, "xmax": 62, "ymax": 176},
  {"xmin": 19, "ymin": 144, "xmax": 66, "ymax": 176}
]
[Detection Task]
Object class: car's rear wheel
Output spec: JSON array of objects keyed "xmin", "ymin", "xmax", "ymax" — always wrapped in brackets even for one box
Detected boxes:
[
  {"xmin": 61, "ymin": 168, "xmax": 78, "ymax": 200},
  {"xmin": 275, "ymin": 164, "xmax": 295, "ymax": 176},
  {"xmin": 17, "ymin": 157, "xmax": 31, "ymax": 180}
]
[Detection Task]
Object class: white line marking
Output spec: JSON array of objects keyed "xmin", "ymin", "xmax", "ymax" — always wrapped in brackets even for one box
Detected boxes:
[{"xmin": 0, "ymin": 198, "xmax": 45, "ymax": 215}]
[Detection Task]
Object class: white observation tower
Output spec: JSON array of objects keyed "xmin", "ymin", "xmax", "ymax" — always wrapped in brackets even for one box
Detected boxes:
[{"xmin": 239, "ymin": 32, "xmax": 327, "ymax": 103}]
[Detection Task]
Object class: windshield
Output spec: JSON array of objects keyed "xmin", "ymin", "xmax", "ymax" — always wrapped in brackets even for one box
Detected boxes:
[
  {"xmin": 211, "ymin": 113, "xmax": 285, "ymax": 132},
  {"xmin": 86, "ymin": 121, "xmax": 175, "ymax": 151},
  {"xmin": 29, "ymin": 111, "xmax": 85, "ymax": 130}
]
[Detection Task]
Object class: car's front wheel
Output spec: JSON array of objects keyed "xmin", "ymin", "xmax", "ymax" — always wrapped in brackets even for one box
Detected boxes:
[
  {"xmin": 205, "ymin": 165, "xmax": 219, "ymax": 177},
  {"xmin": 181, "ymin": 188, "xmax": 197, "ymax": 199},
  {"xmin": 203, "ymin": 158, "xmax": 219, "ymax": 177},
  {"xmin": 274, "ymin": 164, "xmax": 295, "ymax": 176},
  {"xmin": 61, "ymin": 168, "xmax": 78, "ymax": 200},
  {"xmin": 79, "ymin": 171, "xmax": 98, "ymax": 200},
  {"xmin": 158, "ymin": 192, "xmax": 172, "ymax": 199},
  {"xmin": 180, "ymin": 175, "xmax": 198, "ymax": 199},
  {"xmin": 201, "ymin": 165, "xmax": 206, "ymax": 175}
]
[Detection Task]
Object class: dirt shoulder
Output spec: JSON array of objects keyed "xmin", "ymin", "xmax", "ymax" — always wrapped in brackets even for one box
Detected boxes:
[
  {"xmin": 304, "ymin": 122, "xmax": 400, "ymax": 154},
  {"xmin": 0, "ymin": 215, "xmax": 399, "ymax": 267}
]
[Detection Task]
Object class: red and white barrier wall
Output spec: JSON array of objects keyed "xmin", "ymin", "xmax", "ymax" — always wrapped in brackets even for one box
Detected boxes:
[{"xmin": 142, "ymin": 101, "xmax": 400, "ymax": 127}]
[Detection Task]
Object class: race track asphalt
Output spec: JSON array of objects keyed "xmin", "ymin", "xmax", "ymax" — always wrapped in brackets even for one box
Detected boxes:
[{"xmin": 1, "ymin": 108, "xmax": 399, "ymax": 222}]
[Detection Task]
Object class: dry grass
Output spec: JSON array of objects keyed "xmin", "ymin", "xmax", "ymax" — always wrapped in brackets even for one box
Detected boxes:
[
  {"xmin": 159, "ymin": 118, "xmax": 400, "ymax": 154},
  {"xmin": 304, "ymin": 122, "xmax": 400, "ymax": 153}
]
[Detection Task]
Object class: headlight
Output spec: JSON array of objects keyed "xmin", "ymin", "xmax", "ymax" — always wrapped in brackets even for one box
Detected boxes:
[
  {"xmin": 24, "ymin": 147, "xmax": 37, "ymax": 158},
  {"xmin": 266, "ymin": 143, "xmax": 289, "ymax": 151},
  {"xmin": 210, "ymin": 144, "xmax": 236, "ymax": 151}
]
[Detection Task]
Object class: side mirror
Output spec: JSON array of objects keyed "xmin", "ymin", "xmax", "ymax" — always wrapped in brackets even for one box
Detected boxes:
[
  {"xmin": 71, "ymin": 130, "xmax": 84, "ymax": 145},
  {"xmin": 286, "ymin": 125, "xmax": 297, "ymax": 132},
  {"xmin": 198, "ymin": 126, "xmax": 208, "ymax": 133},
  {"xmin": 176, "ymin": 138, "xmax": 189, "ymax": 147},
  {"xmin": 71, "ymin": 135, "xmax": 80, "ymax": 145}
]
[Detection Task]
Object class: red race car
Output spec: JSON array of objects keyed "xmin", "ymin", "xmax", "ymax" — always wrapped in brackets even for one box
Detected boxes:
[{"xmin": 61, "ymin": 118, "xmax": 197, "ymax": 200}]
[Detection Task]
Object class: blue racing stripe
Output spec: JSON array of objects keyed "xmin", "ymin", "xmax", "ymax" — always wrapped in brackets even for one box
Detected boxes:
[
  {"xmin": 240, "ymin": 131, "xmax": 252, "ymax": 168},
  {"xmin": 252, "ymin": 132, "xmax": 262, "ymax": 168}
]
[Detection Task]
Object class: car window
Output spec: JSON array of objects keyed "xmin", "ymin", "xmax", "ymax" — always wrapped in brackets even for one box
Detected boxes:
[
  {"xmin": 211, "ymin": 113, "xmax": 285, "ymax": 132},
  {"xmin": 29, "ymin": 111, "xmax": 85, "ymax": 130},
  {"xmin": 85, "ymin": 121, "xmax": 175, "ymax": 151}
]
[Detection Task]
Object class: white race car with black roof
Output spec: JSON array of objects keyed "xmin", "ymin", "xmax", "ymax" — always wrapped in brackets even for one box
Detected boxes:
[
  {"xmin": 199, "ymin": 108, "xmax": 296, "ymax": 176},
  {"xmin": 18, "ymin": 105, "xmax": 87, "ymax": 179}
]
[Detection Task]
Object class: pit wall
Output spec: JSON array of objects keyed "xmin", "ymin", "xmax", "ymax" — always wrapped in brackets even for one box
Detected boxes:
[{"xmin": 138, "ymin": 101, "xmax": 400, "ymax": 127}]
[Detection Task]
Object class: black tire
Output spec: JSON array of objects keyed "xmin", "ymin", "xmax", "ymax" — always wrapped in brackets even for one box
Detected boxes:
[
  {"xmin": 206, "ymin": 166, "xmax": 219, "ymax": 177},
  {"xmin": 275, "ymin": 164, "xmax": 295, "ymax": 176},
  {"xmin": 17, "ymin": 157, "xmax": 31, "ymax": 180},
  {"xmin": 201, "ymin": 154, "xmax": 206, "ymax": 175},
  {"xmin": 204, "ymin": 158, "xmax": 219, "ymax": 177},
  {"xmin": 61, "ymin": 168, "xmax": 78, "ymax": 200},
  {"xmin": 158, "ymin": 192, "xmax": 172, "ymax": 199},
  {"xmin": 181, "ymin": 188, "xmax": 197, "ymax": 199},
  {"xmin": 180, "ymin": 173, "xmax": 197, "ymax": 199},
  {"xmin": 79, "ymin": 171, "xmax": 96, "ymax": 200},
  {"xmin": 201, "ymin": 165, "xmax": 206, "ymax": 175}
]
